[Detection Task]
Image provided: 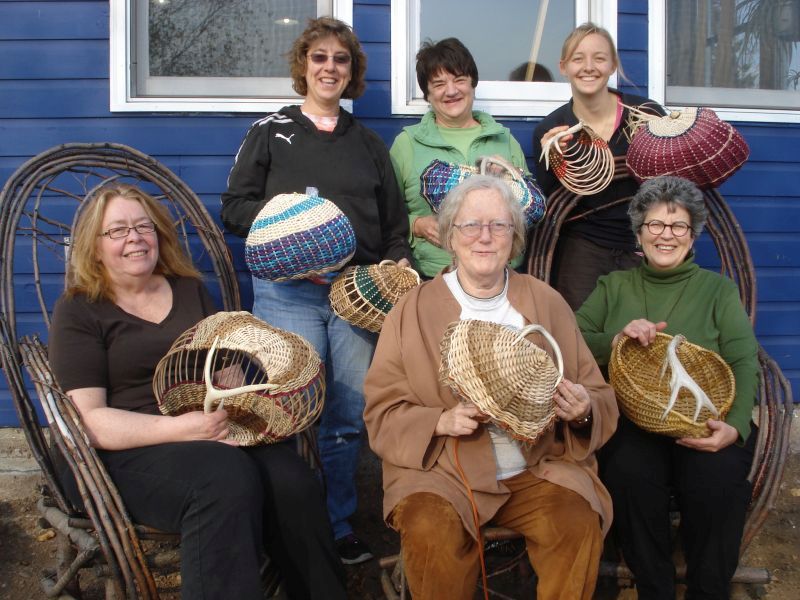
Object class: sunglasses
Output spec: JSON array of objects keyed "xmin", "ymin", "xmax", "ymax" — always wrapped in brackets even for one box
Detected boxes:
[{"xmin": 307, "ymin": 52, "xmax": 352, "ymax": 65}]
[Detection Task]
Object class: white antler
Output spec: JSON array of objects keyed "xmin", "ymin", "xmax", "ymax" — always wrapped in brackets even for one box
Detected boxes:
[
  {"xmin": 659, "ymin": 334, "xmax": 719, "ymax": 422},
  {"xmin": 202, "ymin": 336, "xmax": 277, "ymax": 413},
  {"xmin": 539, "ymin": 121, "xmax": 585, "ymax": 171}
]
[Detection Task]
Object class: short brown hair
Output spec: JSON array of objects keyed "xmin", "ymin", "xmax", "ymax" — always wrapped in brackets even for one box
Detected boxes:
[
  {"xmin": 67, "ymin": 184, "xmax": 200, "ymax": 302},
  {"xmin": 415, "ymin": 38, "xmax": 479, "ymax": 101},
  {"xmin": 289, "ymin": 17, "xmax": 366, "ymax": 99},
  {"xmin": 560, "ymin": 22, "xmax": 625, "ymax": 80}
]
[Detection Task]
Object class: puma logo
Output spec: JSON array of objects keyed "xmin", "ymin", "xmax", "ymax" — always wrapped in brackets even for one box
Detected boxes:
[{"xmin": 275, "ymin": 133, "xmax": 295, "ymax": 144}]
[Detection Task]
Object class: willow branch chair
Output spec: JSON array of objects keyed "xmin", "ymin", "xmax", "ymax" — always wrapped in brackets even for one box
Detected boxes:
[
  {"xmin": 526, "ymin": 156, "xmax": 794, "ymax": 586},
  {"xmin": 0, "ymin": 142, "xmax": 307, "ymax": 598}
]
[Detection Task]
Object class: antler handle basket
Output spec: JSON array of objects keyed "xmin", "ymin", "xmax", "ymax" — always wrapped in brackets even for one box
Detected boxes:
[
  {"xmin": 153, "ymin": 311, "xmax": 325, "ymax": 445},
  {"xmin": 439, "ymin": 320, "xmax": 563, "ymax": 444},
  {"xmin": 609, "ymin": 332, "xmax": 735, "ymax": 438}
]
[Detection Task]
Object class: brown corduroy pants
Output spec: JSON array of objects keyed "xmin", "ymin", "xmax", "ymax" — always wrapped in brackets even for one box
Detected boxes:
[{"xmin": 390, "ymin": 471, "xmax": 603, "ymax": 600}]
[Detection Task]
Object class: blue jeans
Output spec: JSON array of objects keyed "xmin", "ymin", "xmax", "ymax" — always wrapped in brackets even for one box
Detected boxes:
[{"xmin": 253, "ymin": 276, "xmax": 377, "ymax": 540}]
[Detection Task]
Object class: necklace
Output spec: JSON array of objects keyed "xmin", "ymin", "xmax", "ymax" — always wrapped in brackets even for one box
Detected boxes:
[
  {"xmin": 640, "ymin": 274, "xmax": 692, "ymax": 324},
  {"xmin": 455, "ymin": 269, "xmax": 508, "ymax": 301}
]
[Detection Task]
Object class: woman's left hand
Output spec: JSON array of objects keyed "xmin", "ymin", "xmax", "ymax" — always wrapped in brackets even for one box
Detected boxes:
[
  {"xmin": 553, "ymin": 379, "xmax": 592, "ymax": 423},
  {"xmin": 676, "ymin": 419, "xmax": 738, "ymax": 452},
  {"xmin": 396, "ymin": 257, "xmax": 411, "ymax": 268}
]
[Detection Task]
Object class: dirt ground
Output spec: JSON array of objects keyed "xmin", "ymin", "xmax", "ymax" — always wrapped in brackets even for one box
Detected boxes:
[{"xmin": 1, "ymin": 427, "xmax": 798, "ymax": 599}]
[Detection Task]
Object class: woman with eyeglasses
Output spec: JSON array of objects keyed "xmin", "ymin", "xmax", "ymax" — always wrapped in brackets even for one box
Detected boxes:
[
  {"xmin": 576, "ymin": 176, "xmax": 759, "ymax": 599},
  {"xmin": 48, "ymin": 184, "xmax": 346, "ymax": 599},
  {"xmin": 391, "ymin": 37, "xmax": 534, "ymax": 279},
  {"xmin": 221, "ymin": 17, "xmax": 412, "ymax": 565},
  {"xmin": 364, "ymin": 175, "xmax": 618, "ymax": 600}
]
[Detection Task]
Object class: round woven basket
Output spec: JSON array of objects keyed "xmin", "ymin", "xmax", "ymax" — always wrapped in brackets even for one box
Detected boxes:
[
  {"xmin": 419, "ymin": 156, "xmax": 545, "ymax": 228},
  {"xmin": 153, "ymin": 311, "xmax": 325, "ymax": 445},
  {"xmin": 439, "ymin": 320, "xmax": 563, "ymax": 444},
  {"xmin": 329, "ymin": 260, "xmax": 420, "ymax": 332},
  {"xmin": 626, "ymin": 107, "xmax": 750, "ymax": 189},
  {"xmin": 609, "ymin": 332, "xmax": 735, "ymax": 438},
  {"xmin": 245, "ymin": 192, "xmax": 356, "ymax": 281}
]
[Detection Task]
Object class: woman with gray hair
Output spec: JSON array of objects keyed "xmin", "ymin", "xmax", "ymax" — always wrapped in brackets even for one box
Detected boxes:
[
  {"xmin": 576, "ymin": 175, "xmax": 759, "ymax": 598},
  {"xmin": 364, "ymin": 175, "xmax": 618, "ymax": 600}
]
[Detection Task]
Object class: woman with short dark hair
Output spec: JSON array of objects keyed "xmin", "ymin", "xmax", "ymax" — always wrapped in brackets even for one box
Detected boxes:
[{"xmin": 391, "ymin": 37, "xmax": 535, "ymax": 279}]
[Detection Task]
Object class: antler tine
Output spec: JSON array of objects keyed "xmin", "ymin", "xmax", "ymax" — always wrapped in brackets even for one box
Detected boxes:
[
  {"xmin": 540, "ymin": 121, "xmax": 586, "ymax": 171},
  {"xmin": 203, "ymin": 336, "xmax": 277, "ymax": 413},
  {"xmin": 659, "ymin": 335, "xmax": 720, "ymax": 422}
]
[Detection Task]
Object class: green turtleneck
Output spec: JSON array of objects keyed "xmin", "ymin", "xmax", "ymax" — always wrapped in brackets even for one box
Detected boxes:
[{"xmin": 576, "ymin": 255, "xmax": 759, "ymax": 442}]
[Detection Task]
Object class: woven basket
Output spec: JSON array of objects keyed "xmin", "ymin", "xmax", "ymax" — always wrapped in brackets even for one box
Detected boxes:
[
  {"xmin": 439, "ymin": 320, "xmax": 563, "ymax": 444},
  {"xmin": 419, "ymin": 156, "xmax": 545, "ymax": 228},
  {"xmin": 245, "ymin": 191, "xmax": 356, "ymax": 281},
  {"xmin": 329, "ymin": 260, "xmax": 420, "ymax": 333},
  {"xmin": 626, "ymin": 107, "xmax": 750, "ymax": 189},
  {"xmin": 609, "ymin": 333, "xmax": 735, "ymax": 438},
  {"xmin": 153, "ymin": 311, "xmax": 325, "ymax": 446},
  {"xmin": 541, "ymin": 121, "xmax": 615, "ymax": 195}
]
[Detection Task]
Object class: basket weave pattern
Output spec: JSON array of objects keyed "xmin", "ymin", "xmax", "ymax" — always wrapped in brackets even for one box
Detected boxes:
[
  {"xmin": 419, "ymin": 156, "xmax": 545, "ymax": 227},
  {"xmin": 329, "ymin": 260, "xmax": 420, "ymax": 333},
  {"xmin": 609, "ymin": 333, "xmax": 735, "ymax": 438},
  {"xmin": 153, "ymin": 312, "xmax": 325, "ymax": 445},
  {"xmin": 439, "ymin": 320, "xmax": 562, "ymax": 444},
  {"xmin": 626, "ymin": 107, "xmax": 750, "ymax": 189},
  {"xmin": 245, "ymin": 193, "xmax": 356, "ymax": 281}
]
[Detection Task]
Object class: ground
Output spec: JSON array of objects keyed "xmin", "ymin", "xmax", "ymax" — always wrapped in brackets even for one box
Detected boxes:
[{"xmin": 1, "ymin": 427, "xmax": 798, "ymax": 599}]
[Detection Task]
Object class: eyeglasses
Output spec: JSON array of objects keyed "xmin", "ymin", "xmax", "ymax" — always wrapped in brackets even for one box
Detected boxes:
[
  {"xmin": 307, "ymin": 52, "xmax": 351, "ymax": 65},
  {"xmin": 642, "ymin": 220, "xmax": 691, "ymax": 237},
  {"xmin": 453, "ymin": 220, "xmax": 514, "ymax": 239},
  {"xmin": 100, "ymin": 222, "xmax": 156, "ymax": 239}
]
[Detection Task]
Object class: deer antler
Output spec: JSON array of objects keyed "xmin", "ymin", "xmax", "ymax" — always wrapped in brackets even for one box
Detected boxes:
[
  {"xmin": 539, "ymin": 121, "xmax": 614, "ymax": 195},
  {"xmin": 203, "ymin": 336, "xmax": 277, "ymax": 413},
  {"xmin": 659, "ymin": 334, "xmax": 719, "ymax": 423}
]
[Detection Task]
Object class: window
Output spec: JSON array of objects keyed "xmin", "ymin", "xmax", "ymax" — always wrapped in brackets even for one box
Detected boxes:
[
  {"xmin": 110, "ymin": 0, "xmax": 352, "ymax": 112},
  {"xmin": 649, "ymin": 0, "xmax": 800, "ymax": 122},
  {"xmin": 391, "ymin": 0, "xmax": 617, "ymax": 117}
]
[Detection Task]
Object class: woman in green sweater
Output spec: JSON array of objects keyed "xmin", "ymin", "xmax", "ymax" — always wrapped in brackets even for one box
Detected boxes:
[
  {"xmin": 576, "ymin": 176, "xmax": 758, "ymax": 600},
  {"xmin": 390, "ymin": 38, "xmax": 531, "ymax": 278}
]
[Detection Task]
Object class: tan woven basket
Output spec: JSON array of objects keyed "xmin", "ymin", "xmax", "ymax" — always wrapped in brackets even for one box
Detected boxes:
[
  {"xmin": 153, "ymin": 311, "xmax": 325, "ymax": 446},
  {"xmin": 329, "ymin": 260, "xmax": 420, "ymax": 333},
  {"xmin": 609, "ymin": 333, "xmax": 735, "ymax": 438},
  {"xmin": 439, "ymin": 320, "xmax": 563, "ymax": 444}
]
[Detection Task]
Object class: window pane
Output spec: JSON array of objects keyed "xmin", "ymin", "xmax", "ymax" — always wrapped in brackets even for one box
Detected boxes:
[
  {"xmin": 148, "ymin": 0, "xmax": 316, "ymax": 78},
  {"xmin": 667, "ymin": 0, "xmax": 800, "ymax": 109},
  {"xmin": 419, "ymin": 0, "xmax": 575, "ymax": 83}
]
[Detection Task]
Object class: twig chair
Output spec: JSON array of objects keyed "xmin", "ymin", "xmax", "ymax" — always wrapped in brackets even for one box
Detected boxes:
[
  {"xmin": 0, "ymin": 142, "xmax": 296, "ymax": 598},
  {"xmin": 526, "ymin": 156, "xmax": 793, "ymax": 584}
]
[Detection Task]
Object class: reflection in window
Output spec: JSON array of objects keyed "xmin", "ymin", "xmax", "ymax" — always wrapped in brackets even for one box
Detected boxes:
[
  {"xmin": 667, "ymin": 0, "xmax": 800, "ymax": 109},
  {"xmin": 148, "ymin": 0, "xmax": 315, "ymax": 79},
  {"xmin": 419, "ymin": 0, "xmax": 574, "ymax": 83}
]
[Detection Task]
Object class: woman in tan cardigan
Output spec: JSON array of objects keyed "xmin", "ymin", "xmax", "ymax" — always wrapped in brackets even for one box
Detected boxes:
[{"xmin": 363, "ymin": 175, "xmax": 618, "ymax": 600}]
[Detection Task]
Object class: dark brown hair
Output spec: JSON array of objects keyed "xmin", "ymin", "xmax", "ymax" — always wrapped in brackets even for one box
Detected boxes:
[{"xmin": 415, "ymin": 38, "xmax": 479, "ymax": 100}]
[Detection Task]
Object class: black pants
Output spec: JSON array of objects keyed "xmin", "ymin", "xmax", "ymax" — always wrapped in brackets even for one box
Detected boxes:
[
  {"xmin": 551, "ymin": 234, "xmax": 641, "ymax": 311},
  {"xmin": 63, "ymin": 440, "xmax": 346, "ymax": 599},
  {"xmin": 601, "ymin": 416, "xmax": 754, "ymax": 600}
]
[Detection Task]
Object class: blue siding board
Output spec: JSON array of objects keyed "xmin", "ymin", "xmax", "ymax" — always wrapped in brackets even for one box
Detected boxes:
[
  {"xmin": 0, "ymin": 2, "xmax": 108, "ymax": 40},
  {"xmin": 0, "ymin": 1, "xmax": 798, "ymax": 425},
  {"xmin": 0, "ymin": 39, "xmax": 108, "ymax": 79}
]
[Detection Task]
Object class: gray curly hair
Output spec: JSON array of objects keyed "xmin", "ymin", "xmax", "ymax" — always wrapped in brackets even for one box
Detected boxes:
[{"xmin": 628, "ymin": 176, "xmax": 707, "ymax": 237}]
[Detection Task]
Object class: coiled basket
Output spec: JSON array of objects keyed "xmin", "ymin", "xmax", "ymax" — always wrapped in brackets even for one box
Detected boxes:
[
  {"xmin": 153, "ymin": 311, "xmax": 325, "ymax": 445},
  {"xmin": 439, "ymin": 320, "xmax": 562, "ymax": 444}
]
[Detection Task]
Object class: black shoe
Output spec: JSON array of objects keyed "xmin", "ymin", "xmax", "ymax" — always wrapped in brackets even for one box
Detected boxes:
[{"xmin": 336, "ymin": 533, "xmax": 374, "ymax": 565}]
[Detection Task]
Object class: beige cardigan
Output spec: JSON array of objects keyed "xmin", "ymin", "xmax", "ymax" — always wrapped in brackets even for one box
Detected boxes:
[{"xmin": 363, "ymin": 271, "xmax": 618, "ymax": 538}]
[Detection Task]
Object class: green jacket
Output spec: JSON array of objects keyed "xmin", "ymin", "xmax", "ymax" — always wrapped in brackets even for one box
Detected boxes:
[
  {"xmin": 575, "ymin": 256, "xmax": 759, "ymax": 442},
  {"xmin": 390, "ymin": 110, "xmax": 528, "ymax": 278}
]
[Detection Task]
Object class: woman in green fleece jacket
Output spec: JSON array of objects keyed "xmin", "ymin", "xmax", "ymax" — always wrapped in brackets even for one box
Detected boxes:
[
  {"xmin": 576, "ymin": 176, "xmax": 758, "ymax": 600},
  {"xmin": 390, "ymin": 38, "xmax": 531, "ymax": 278}
]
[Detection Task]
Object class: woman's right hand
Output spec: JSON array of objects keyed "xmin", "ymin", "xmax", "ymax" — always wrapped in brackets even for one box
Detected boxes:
[
  {"xmin": 412, "ymin": 215, "xmax": 441, "ymax": 247},
  {"xmin": 540, "ymin": 125, "xmax": 573, "ymax": 153},
  {"xmin": 435, "ymin": 402, "xmax": 484, "ymax": 437},
  {"xmin": 613, "ymin": 319, "xmax": 668, "ymax": 348},
  {"xmin": 174, "ymin": 409, "xmax": 233, "ymax": 443}
]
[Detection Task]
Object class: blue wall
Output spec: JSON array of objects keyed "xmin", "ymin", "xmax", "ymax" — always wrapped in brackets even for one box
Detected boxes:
[{"xmin": 0, "ymin": 0, "xmax": 797, "ymax": 425}]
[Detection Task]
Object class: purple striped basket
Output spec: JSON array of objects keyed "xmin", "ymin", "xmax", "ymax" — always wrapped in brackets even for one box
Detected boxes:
[{"xmin": 245, "ymin": 192, "xmax": 356, "ymax": 281}]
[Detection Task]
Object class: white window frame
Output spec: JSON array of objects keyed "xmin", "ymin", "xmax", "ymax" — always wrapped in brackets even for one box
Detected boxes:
[
  {"xmin": 391, "ymin": 0, "xmax": 617, "ymax": 117},
  {"xmin": 109, "ymin": 0, "xmax": 353, "ymax": 113},
  {"xmin": 648, "ymin": 0, "xmax": 800, "ymax": 123}
]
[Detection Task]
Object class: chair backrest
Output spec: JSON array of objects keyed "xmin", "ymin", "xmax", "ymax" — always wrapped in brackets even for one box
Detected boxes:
[
  {"xmin": 0, "ymin": 142, "xmax": 240, "ymax": 597},
  {"xmin": 525, "ymin": 156, "xmax": 793, "ymax": 555}
]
